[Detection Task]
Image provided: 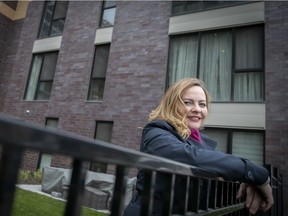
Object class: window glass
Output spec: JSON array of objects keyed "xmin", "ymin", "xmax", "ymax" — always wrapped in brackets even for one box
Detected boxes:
[
  {"xmin": 38, "ymin": 0, "xmax": 68, "ymax": 38},
  {"xmin": 50, "ymin": 19, "xmax": 65, "ymax": 36},
  {"xmin": 168, "ymin": 35, "xmax": 198, "ymax": 86},
  {"xmin": 24, "ymin": 52, "xmax": 58, "ymax": 101},
  {"xmin": 168, "ymin": 25, "xmax": 264, "ymax": 102},
  {"xmin": 88, "ymin": 45, "xmax": 110, "ymax": 101},
  {"xmin": 203, "ymin": 129, "xmax": 228, "ymax": 153},
  {"xmin": 53, "ymin": 1, "xmax": 69, "ymax": 20},
  {"xmin": 25, "ymin": 55, "xmax": 43, "ymax": 100},
  {"xmin": 203, "ymin": 128, "xmax": 264, "ymax": 166},
  {"xmin": 90, "ymin": 121, "xmax": 113, "ymax": 173},
  {"xmin": 232, "ymin": 131, "xmax": 264, "ymax": 165},
  {"xmin": 103, "ymin": 0, "xmax": 116, "ymax": 8},
  {"xmin": 235, "ymin": 26, "xmax": 263, "ymax": 69},
  {"xmin": 234, "ymin": 72, "xmax": 263, "ymax": 101},
  {"xmin": 88, "ymin": 79, "xmax": 105, "ymax": 101},
  {"xmin": 92, "ymin": 45, "xmax": 110, "ymax": 77},
  {"xmin": 172, "ymin": 1, "xmax": 249, "ymax": 15},
  {"xmin": 95, "ymin": 121, "xmax": 113, "ymax": 142},
  {"xmin": 40, "ymin": 52, "xmax": 58, "ymax": 80},
  {"xmin": 35, "ymin": 81, "xmax": 53, "ymax": 100},
  {"xmin": 100, "ymin": 0, "xmax": 116, "ymax": 27},
  {"xmin": 38, "ymin": 1, "xmax": 54, "ymax": 38},
  {"xmin": 38, "ymin": 118, "xmax": 59, "ymax": 170},
  {"xmin": 101, "ymin": 8, "xmax": 116, "ymax": 27},
  {"xmin": 199, "ymin": 31, "xmax": 232, "ymax": 101}
]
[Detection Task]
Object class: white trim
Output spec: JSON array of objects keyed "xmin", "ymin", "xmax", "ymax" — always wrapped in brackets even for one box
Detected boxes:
[
  {"xmin": 205, "ymin": 103, "xmax": 265, "ymax": 130},
  {"xmin": 94, "ymin": 27, "xmax": 113, "ymax": 45},
  {"xmin": 169, "ymin": 2, "xmax": 264, "ymax": 35},
  {"xmin": 32, "ymin": 36, "xmax": 62, "ymax": 53}
]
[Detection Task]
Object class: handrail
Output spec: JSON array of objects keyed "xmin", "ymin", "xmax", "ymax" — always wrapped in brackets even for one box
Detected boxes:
[{"xmin": 0, "ymin": 114, "xmax": 279, "ymax": 216}]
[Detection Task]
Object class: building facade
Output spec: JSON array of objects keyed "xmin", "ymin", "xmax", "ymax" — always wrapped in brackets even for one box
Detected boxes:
[{"xmin": 0, "ymin": 0, "xmax": 287, "ymax": 213}]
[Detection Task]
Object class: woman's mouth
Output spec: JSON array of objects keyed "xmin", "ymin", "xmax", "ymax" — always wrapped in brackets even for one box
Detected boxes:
[{"xmin": 188, "ymin": 116, "xmax": 201, "ymax": 122}]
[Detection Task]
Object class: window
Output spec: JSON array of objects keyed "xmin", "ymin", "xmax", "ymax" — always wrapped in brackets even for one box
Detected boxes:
[
  {"xmin": 90, "ymin": 121, "xmax": 113, "ymax": 173},
  {"xmin": 37, "ymin": 118, "xmax": 59, "ymax": 170},
  {"xmin": 100, "ymin": 0, "xmax": 116, "ymax": 27},
  {"xmin": 38, "ymin": 0, "xmax": 68, "ymax": 38},
  {"xmin": 87, "ymin": 44, "xmax": 110, "ymax": 101},
  {"xmin": 24, "ymin": 52, "xmax": 58, "ymax": 100},
  {"xmin": 168, "ymin": 25, "xmax": 264, "ymax": 102},
  {"xmin": 203, "ymin": 128, "xmax": 264, "ymax": 166},
  {"xmin": 172, "ymin": 1, "xmax": 249, "ymax": 15}
]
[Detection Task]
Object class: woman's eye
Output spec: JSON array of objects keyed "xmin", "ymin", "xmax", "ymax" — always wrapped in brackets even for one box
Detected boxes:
[
  {"xmin": 184, "ymin": 101, "xmax": 192, "ymax": 106},
  {"xmin": 199, "ymin": 103, "xmax": 206, "ymax": 108}
]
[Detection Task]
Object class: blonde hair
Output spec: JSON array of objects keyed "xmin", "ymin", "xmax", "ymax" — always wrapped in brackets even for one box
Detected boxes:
[{"xmin": 149, "ymin": 78, "xmax": 211, "ymax": 139}]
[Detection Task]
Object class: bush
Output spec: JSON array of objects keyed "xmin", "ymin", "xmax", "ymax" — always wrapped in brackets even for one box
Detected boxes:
[{"xmin": 18, "ymin": 169, "xmax": 42, "ymax": 184}]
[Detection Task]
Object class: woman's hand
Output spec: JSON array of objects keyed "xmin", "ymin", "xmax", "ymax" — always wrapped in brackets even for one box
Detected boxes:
[
  {"xmin": 236, "ymin": 183, "xmax": 274, "ymax": 214},
  {"xmin": 257, "ymin": 181, "xmax": 274, "ymax": 212}
]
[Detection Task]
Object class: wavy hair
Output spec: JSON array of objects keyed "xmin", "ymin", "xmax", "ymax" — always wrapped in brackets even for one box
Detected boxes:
[{"xmin": 149, "ymin": 78, "xmax": 211, "ymax": 139}]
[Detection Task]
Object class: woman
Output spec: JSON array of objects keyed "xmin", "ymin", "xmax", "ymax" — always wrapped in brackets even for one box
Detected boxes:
[{"xmin": 124, "ymin": 78, "xmax": 273, "ymax": 215}]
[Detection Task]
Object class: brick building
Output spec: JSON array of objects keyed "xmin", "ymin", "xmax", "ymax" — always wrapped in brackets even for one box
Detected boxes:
[{"xmin": 0, "ymin": 0, "xmax": 287, "ymax": 214}]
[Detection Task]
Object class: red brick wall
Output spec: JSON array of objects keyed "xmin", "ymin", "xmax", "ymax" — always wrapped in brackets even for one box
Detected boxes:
[
  {"xmin": 1, "ymin": 1, "xmax": 171, "ymax": 171},
  {"xmin": 265, "ymin": 1, "xmax": 288, "ymax": 214}
]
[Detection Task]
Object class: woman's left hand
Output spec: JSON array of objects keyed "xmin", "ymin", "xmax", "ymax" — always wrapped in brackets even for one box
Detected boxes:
[{"xmin": 236, "ymin": 183, "xmax": 270, "ymax": 215}]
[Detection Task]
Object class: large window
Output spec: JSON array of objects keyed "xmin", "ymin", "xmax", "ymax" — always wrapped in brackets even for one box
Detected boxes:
[
  {"xmin": 90, "ymin": 121, "xmax": 113, "ymax": 173},
  {"xmin": 203, "ymin": 128, "xmax": 264, "ymax": 166},
  {"xmin": 172, "ymin": 1, "xmax": 249, "ymax": 15},
  {"xmin": 168, "ymin": 25, "xmax": 264, "ymax": 102},
  {"xmin": 24, "ymin": 52, "xmax": 58, "ymax": 100},
  {"xmin": 87, "ymin": 44, "xmax": 110, "ymax": 101},
  {"xmin": 38, "ymin": 0, "xmax": 69, "ymax": 38},
  {"xmin": 100, "ymin": 0, "xmax": 116, "ymax": 27},
  {"xmin": 37, "ymin": 118, "xmax": 59, "ymax": 170}
]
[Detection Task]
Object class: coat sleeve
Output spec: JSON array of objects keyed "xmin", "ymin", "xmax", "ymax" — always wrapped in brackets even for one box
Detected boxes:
[{"xmin": 142, "ymin": 125, "xmax": 269, "ymax": 186}]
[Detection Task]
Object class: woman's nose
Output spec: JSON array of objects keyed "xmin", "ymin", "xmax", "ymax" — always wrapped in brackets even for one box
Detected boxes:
[{"xmin": 191, "ymin": 104, "xmax": 201, "ymax": 112}]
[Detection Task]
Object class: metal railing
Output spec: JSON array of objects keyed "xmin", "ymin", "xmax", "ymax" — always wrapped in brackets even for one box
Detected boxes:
[{"xmin": 0, "ymin": 115, "xmax": 282, "ymax": 216}]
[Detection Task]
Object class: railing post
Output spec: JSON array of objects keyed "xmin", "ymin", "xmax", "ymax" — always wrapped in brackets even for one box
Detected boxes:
[
  {"xmin": 110, "ymin": 165, "xmax": 129, "ymax": 216},
  {"xmin": 278, "ymin": 174, "xmax": 283, "ymax": 216},
  {"xmin": 190, "ymin": 178, "xmax": 200, "ymax": 213},
  {"xmin": 141, "ymin": 170, "xmax": 156, "ymax": 216},
  {"xmin": 0, "ymin": 145, "xmax": 23, "ymax": 216},
  {"xmin": 64, "ymin": 159, "xmax": 88, "ymax": 216},
  {"xmin": 162, "ymin": 173, "xmax": 175, "ymax": 216}
]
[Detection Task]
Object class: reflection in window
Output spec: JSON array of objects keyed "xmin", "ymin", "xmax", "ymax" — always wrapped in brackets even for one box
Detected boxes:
[
  {"xmin": 38, "ymin": 1, "xmax": 68, "ymax": 38},
  {"xmin": 24, "ymin": 52, "xmax": 58, "ymax": 100},
  {"xmin": 37, "ymin": 118, "xmax": 59, "ymax": 170},
  {"xmin": 87, "ymin": 44, "xmax": 110, "ymax": 101},
  {"xmin": 100, "ymin": 0, "xmax": 116, "ymax": 27},
  {"xmin": 90, "ymin": 121, "xmax": 113, "ymax": 173}
]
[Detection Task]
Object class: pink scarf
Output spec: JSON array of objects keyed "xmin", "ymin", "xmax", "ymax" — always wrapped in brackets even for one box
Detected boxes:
[{"xmin": 190, "ymin": 129, "xmax": 202, "ymax": 143}]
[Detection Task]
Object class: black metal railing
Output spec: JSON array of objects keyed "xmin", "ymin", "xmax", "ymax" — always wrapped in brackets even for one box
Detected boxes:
[{"xmin": 0, "ymin": 115, "xmax": 282, "ymax": 216}]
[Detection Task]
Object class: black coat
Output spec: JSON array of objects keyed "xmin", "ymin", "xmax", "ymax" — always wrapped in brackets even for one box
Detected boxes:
[{"xmin": 123, "ymin": 120, "xmax": 269, "ymax": 215}]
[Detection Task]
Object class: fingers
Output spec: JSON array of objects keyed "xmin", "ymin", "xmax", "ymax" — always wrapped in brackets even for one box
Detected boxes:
[
  {"xmin": 258, "ymin": 184, "xmax": 274, "ymax": 212},
  {"xmin": 236, "ymin": 183, "xmax": 247, "ymax": 199},
  {"xmin": 239, "ymin": 183, "xmax": 274, "ymax": 214},
  {"xmin": 246, "ymin": 186, "xmax": 262, "ymax": 215}
]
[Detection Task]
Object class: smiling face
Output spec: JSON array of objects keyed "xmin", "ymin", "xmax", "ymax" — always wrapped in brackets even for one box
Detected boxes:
[{"xmin": 181, "ymin": 86, "xmax": 208, "ymax": 130}]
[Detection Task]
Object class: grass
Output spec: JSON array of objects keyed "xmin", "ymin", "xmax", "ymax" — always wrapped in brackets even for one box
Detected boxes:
[{"xmin": 12, "ymin": 188, "xmax": 109, "ymax": 216}]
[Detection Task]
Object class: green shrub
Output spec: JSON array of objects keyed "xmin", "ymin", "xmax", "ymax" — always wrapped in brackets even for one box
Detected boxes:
[{"xmin": 18, "ymin": 169, "xmax": 42, "ymax": 184}]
